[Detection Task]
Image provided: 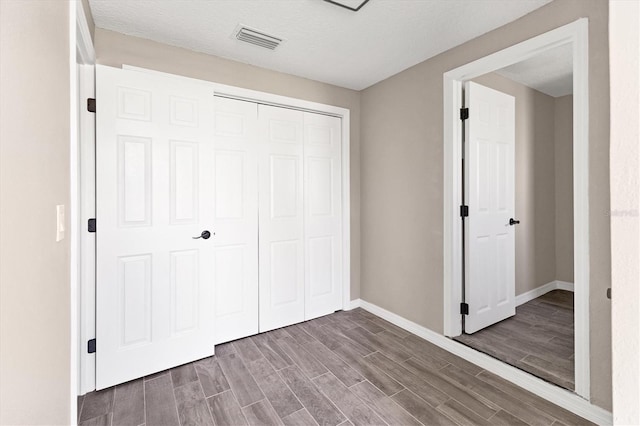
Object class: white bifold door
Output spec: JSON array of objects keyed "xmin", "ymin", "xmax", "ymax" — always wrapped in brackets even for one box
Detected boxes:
[
  {"xmin": 96, "ymin": 66, "xmax": 217, "ymax": 389},
  {"xmin": 212, "ymin": 97, "xmax": 259, "ymax": 344},
  {"xmin": 464, "ymin": 81, "xmax": 516, "ymax": 334},
  {"xmin": 95, "ymin": 66, "xmax": 344, "ymax": 389},
  {"xmin": 258, "ymin": 106, "xmax": 343, "ymax": 331}
]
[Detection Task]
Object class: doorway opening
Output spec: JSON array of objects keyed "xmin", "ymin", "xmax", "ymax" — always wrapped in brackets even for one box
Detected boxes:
[
  {"xmin": 443, "ymin": 19, "xmax": 589, "ymax": 400},
  {"xmin": 453, "ymin": 47, "xmax": 576, "ymax": 390}
]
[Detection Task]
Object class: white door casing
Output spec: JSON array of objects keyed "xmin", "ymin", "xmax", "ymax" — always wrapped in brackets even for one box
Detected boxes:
[
  {"xmin": 258, "ymin": 105, "xmax": 305, "ymax": 332},
  {"xmin": 213, "ymin": 97, "xmax": 259, "ymax": 343},
  {"xmin": 96, "ymin": 65, "xmax": 216, "ymax": 389},
  {"xmin": 304, "ymin": 113, "xmax": 343, "ymax": 319},
  {"xmin": 464, "ymin": 81, "xmax": 516, "ymax": 334}
]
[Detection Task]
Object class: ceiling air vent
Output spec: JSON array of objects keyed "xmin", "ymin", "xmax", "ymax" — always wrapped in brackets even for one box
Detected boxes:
[{"xmin": 233, "ymin": 25, "xmax": 283, "ymax": 50}]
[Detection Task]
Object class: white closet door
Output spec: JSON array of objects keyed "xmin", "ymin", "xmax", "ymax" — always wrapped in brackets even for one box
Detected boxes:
[
  {"xmin": 304, "ymin": 113, "xmax": 343, "ymax": 319},
  {"xmin": 258, "ymin": 105, "xmax": 305, "ymax": 332},
  {"xmin": 96, "ymin": 65, "xmax": 216, "ymax": 389},
  {"xmin": 213, "ymin": 97, "xmax": 259, "ymax": 343}
]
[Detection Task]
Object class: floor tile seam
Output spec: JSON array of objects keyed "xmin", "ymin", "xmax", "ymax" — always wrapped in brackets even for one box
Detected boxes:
[
  {"xmin": 344, "ymin": 379, "xmax": 394, "ymax": 426},
  {"xmin": 375, "ymin": 381, "xmax": 429, "ymax": 426},
  {"xmin": 308, "ymin": 371, "xmax": 353, "ymax": 426},
  {"xmin": 194, "ymin": 370, "xmax": 216, "ymax": 425},
  {"xmin": 401, "ymin": 360, "xmax": 502, "ymax": 418},
  {"xmin": 214, "ymin": 388, "xmax": 251, "ymax": 424},
  {"xmin": 284, "ymin": 408, "xmax": 320, "ymax": 426},
  {"xmin": 472, "ymin": 371, "xmax": 563, "ymax": 424},
  {"xmin": 274, "ymin": 365, "xmax": 325, "ymax": 421},
  {"xmin": 169, "ymin": 368, "xmax": 183, "ymax": 426},
  {"xmin": 258, "ymin": 361, "xmax": 306, "ymax": 420},
  {"xmin": 433, "ymin": 399, "xmax": 480, "ymax": 426},
  {"xmin": 278, "ymin": 336, "xmax": 328, "ymax": 380},
  {"xmin": 142, "ymin": 375, "xmax": 147, "ymax": 426},
  {"xmin": 433, "ymin": 382, "xmax": 502, "ymax": 420}
]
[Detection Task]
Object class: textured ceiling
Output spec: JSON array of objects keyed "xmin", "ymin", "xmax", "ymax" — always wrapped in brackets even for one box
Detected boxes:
[
  {"xmin": 88, "ymin": 0, "xmax": 553, "ymax": 90},
  {"xmin": 496, "ymin": 43, "xmax": 573, "ymax": 97}
]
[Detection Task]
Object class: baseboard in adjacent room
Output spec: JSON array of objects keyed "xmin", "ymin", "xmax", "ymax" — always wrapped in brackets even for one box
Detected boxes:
[
  {"xmin": 515, "ymin": 280, "xmax": 575, "ymax": 306},
  {"xmin": 357, "ymin": 299, "xmax": 611, "ymax": 426}
]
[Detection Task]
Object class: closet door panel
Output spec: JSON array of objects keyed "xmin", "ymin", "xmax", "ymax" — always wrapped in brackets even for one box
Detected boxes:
[
  {"xmin": 259, "ymin": 105, "xmax": 305, "ymax": 332},
  {"xmin": 304, "ymin": 113, "xmax": 343, "ymax": 320},
  {"xmin": 213, "ymin": 97, "xmax": 259, "ymax": 343}
]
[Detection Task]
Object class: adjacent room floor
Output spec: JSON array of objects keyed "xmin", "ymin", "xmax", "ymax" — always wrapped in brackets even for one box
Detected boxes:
[
  {"xmin": 455, "ymin": 290, "xmax": 575, "ymax": 390},
  {"xmin": 78, "ymin": 306, "xmax": 590, "ymax": 426}
]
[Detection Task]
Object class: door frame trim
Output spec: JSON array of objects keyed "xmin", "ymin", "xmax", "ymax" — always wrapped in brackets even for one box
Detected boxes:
[
  {"xmin": 73, "ymin": 0, "xmax": 97, "ymax": 402},
  {"xmin": 80, "ymin": 65, "xmax": 351, "ymax": 393},
  {"xmin": 442, "ymin": 19, "xmax": 590, "ymax": 399}
]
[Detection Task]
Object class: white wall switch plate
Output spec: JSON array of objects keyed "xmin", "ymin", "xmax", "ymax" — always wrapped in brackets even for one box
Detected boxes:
[{"xmin": 56, "ymin": 204, "xmax": 65, "ymax": 242}]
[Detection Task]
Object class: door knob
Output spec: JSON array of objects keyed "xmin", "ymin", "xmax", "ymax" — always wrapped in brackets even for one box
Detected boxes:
[
  {"xmin": 193, "ymin": 230, "xmax": 212, "ymax": 240},
  {"xmin": 509, "ymin": 218, "xmax": 520, "ymax": 226}
]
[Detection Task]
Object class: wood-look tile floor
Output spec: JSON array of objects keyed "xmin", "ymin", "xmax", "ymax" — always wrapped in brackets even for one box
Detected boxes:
[
  {"xmin": 78, "ymin": 306, "xmax": 592, "ymax": 426},
  {"xmin": 455, "ymin": 290, "xmax": 575, "ymax": 391}
]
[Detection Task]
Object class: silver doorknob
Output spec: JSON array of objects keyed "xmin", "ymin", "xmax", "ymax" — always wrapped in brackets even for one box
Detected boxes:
[{"xmin": 193, "ymin": 230, "xmax": 212, "ymax": 239}]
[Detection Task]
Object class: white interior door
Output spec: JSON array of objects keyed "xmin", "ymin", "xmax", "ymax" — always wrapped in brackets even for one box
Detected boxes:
[
  {"xmin": 258, "ymin": 105, "xmax": 305, "ymax": 332},
  {"xmin": 96, "ymin": 65, "xmax": 216, "ymax": 389},
  {"xmin": 304, "ymin": 112, "xmax": 343, "ymax": 319},
  {"xmin": 213, "ymin": 97, "xmax": 259, "ymax": 343},
  {"xmin": 464, "ymin": 81, "xmax": 516, "ymax": 334}
]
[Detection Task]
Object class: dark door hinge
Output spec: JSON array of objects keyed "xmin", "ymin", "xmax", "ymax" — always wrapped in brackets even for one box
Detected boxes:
[
  {"xmin": 88, "ymin": 339, "xmax": 96, "ymax": 353},
  {"xmin": 88, "ymin": 218, "xmax": 96, "ymax": 233},
  {"xmin": 460, "ymin": 108, "xmax": 469, "ymax": 120},
  {"xmin": 460, "ymin": 303, "xmax": 469, "ymax": 315},
  {"xmin": 460, "ymin": 205, "xmax": 469, "ymax": 217},
  {"xmin": 87, "ymin": 98, "xmax": 96, "ymax": 113}
]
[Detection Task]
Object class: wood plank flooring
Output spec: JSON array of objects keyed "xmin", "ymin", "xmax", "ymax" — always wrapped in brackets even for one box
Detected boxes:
[
  {"xmin": 79, "ymin": 305, "xmax": 592, "ymax": 426},
  {"xmin": 455, "ymin": 290, "xmax": 575, "ymax": 391}
]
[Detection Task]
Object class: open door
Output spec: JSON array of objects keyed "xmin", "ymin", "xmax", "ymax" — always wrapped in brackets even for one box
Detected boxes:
[
  {"xmin": 95, "ymin": 66, "xmax": 217, "ymax": 389},
  {"xmin": 464, "ymin": 81, "xmax": 516, "ymax": 334}
]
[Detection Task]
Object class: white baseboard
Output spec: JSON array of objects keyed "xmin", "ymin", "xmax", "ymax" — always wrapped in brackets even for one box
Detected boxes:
[
  {"xmin": 347, "ymin": 298, "xmax": 362, "ymax": 310},
  {"xmin": 515, "ymin": 280, "xmax": 575, "ymax": 306},
  {"xmin": 358, "ymin": 299, "xmax": 612, "ymax": 426}
]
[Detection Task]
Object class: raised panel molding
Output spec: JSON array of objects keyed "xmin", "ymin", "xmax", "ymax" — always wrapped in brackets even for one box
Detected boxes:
[
  {"xmin": 117, "ymin": 86, "xmax": 151, "ymax": 121},
  {"xmin": 270, "ymin": 240, "xmax": 299, "ymax": 306},
  {"xmin": 215, "ymin": 245, "xmax": 245, "ymax": 317},
  {"xmin": 269, "ymin": 120, "xmax": 298, "ymax": 143},
  {"xmin": 308, "ymin": 236, "xmax": 334, "ymax": 297},
  {"xmin": 215, "ymin": 151, "xmax": 245, "ymax": 219},
  {"xmin": 118, "ymin": 135, "xmax": 151, "ymax": 227},
  {"xmin": 270, "ymin": 155, "xmax": 298, "ymax": 218},
  {"xmin": 308, "ymin": 157, "xmax": 333, "ymax": 216},
  {"xmin": 215, "ymin": 112, "xmax": 245, "ymax": 137},
  {"xmin": 170, "ymin": 250, "xmax": 199, "ymax": 335},
  {"xmin": 170, "ymin": 141, "xmax": 198, "ymax": 224},
  {"xmin": 118, "ymin": 254, "xmax": 152, "ymax": 347},
  {"xmin": 170, "ymin": 96, "xmax": 198, "ymax": 127}
]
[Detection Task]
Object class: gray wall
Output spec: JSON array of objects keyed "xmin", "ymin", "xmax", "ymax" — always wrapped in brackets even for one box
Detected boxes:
[
  {"xmin": 0, "ymin": 1, "xmax": 72, "ymax": 424},
  {"xmin": 555, "ymin": 95, "xmax": 575, "ymax": 283},
  {"xmin": 472, "ymin": 73, "xmax": 574, "ymax": 296},
  {"xmin": 360, "ymin": 0, "xmax": 610, "ymax": 409},
  {"xmin": 94, "ymin": 28, "xmax": 362, "ymax": 301}
]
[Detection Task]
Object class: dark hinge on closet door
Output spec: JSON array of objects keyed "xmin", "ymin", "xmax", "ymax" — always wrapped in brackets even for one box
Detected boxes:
[
  {"xmin": 460, "ymin": 303, "xmax": 469, "ymax": 315},
  {"xmin": 87, "ymin": 339, "xmax": 96, "ymax": 353},
  {"xmin": 87, "ymin": 98, "xmax": 96, "ymax": 113}
]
